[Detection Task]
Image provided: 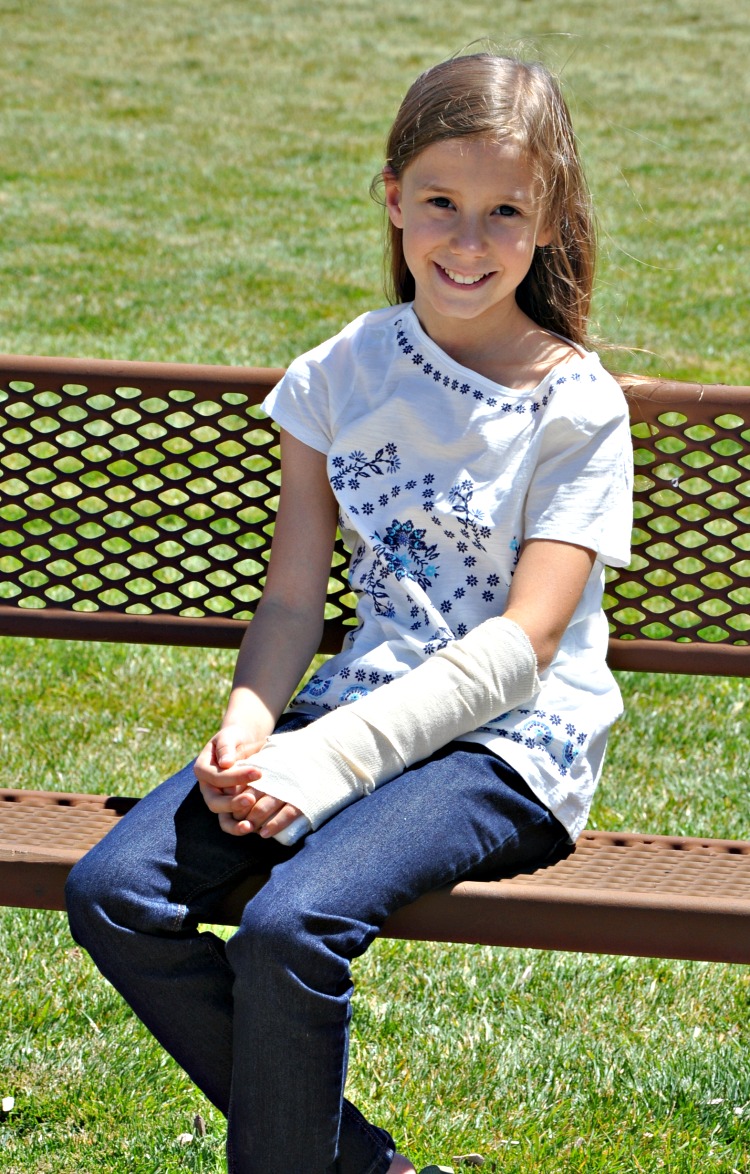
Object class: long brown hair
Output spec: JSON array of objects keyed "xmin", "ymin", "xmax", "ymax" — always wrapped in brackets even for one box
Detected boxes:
[{"xmin": 372, "ymin": 54, "xmax": 596, "ymax": 347}]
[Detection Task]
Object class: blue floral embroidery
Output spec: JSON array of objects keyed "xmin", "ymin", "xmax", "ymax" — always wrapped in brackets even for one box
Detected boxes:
[
  {"xmin": 357, "ymin": 561, "xmax": 396, "ymax": 618},
  {"xmin": 351, "ymin": 517, "xmax": 441, "ymax": 621},
  {"xmin": 331, "ymin": 444, "xmax": 400, "ymax": 492},
  {"xmin": 301, "ymin": 675, "xmax": 331, "ymax": 698},
  {"xmin": 490, "ymin": 712, "xmax": 588, "ymax": 778},
  {"xmin": 423, "ymin": 626, "xmax": 453, "ymax": 655},
  {"xmin": 422, "ymin": 478, "xmax": 493, "ymax": 559},
  {"xmin": 447, "ymin": 479, "xmax": 492, "ymax": 550},
  {"xmin": 373, "ymin": 520, "xmax": 439, "ymax": 589},
  {"xmin": 393, "ymin": 317, "xmax": 573, "ymax": 411}
]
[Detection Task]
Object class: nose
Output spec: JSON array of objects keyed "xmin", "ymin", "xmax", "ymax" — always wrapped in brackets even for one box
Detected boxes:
[{"xmin": 449, "ymin": 213, "xmax": 487, "ymax": 257}]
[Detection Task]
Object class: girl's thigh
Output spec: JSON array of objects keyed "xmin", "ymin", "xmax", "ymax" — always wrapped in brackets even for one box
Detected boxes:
[
  {"xmin": 246, "ymin": 741, "xmax": 567, "ymax": 955},
  {"xmin": 66, "ymin": 760, "xmax": 297, "ymax": 933}
]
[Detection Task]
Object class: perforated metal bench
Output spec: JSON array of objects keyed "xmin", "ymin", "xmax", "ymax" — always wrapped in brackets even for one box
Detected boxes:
[{"xmin": 2, "ymin": 354, "xmax": 750, "ymax": 964}]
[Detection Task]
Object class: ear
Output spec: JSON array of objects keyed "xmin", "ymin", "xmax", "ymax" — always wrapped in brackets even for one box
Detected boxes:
[
  {"xmin": 535, "ymin": 218, "xmax": 554, "ymax": 249},
  {"xmin": 382, "ymin": 167, "xmax": 404, "ymax": 229}
]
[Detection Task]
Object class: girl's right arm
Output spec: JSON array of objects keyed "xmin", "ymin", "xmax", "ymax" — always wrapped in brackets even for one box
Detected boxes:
[{"xmin": 194, "ymin": 428, "xmax": 338, "ymax": 788}]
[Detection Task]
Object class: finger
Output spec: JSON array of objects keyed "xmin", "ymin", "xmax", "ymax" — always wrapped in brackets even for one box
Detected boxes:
[
  {"xmin": 200, "ymin": 784, "xmax": 237, "ymax": 815},
  {"xmin": 194, "ymin": 739, "xmax": 218, "ymax": 778},
  {"xmin": 196, "ymin": 759, "xmax": 263, "ymax": 793},
  {"xmin": 258, "ymin": 804, "xmax": 306, "ymax": 839},
  {"xmin": 218, "ymin": 811, "xmax": 254, "ymax": 836},
  {"xmin": 228, "ymin": 788, "xmax": 264, "ymax": 819},
  {"xmin": 214, "ymin": 731, "xmax": 242, "ymax": 770},
  {"xmin": 201, "ymin": 783, "xmax": 260, "ymax": 815},
  {"xmin": 215, "ymin": 730, "xmax": 268, "ymax": 771},
  {"xmin": 234, "ymin": 793, "xmax": 285, "ymax": 830}
]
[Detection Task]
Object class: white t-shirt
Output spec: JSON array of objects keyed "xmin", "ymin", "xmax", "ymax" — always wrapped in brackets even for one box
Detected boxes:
[{"xmin": 263, "ymin": 304, "xmax": 633, "ymax": 839}]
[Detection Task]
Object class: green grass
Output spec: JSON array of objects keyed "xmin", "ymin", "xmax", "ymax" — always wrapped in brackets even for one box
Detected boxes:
[
  {"xmin": 2, "ymin": 0, "xmax": 750, "ymax": 1169},
  {"xmin": 0, "ymin": 0, "xmax": 748, "ymax": 379}
]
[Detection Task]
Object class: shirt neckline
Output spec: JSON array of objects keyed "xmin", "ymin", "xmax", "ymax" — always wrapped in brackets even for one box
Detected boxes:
[{"xmin": 396, "ymin": 307, "xmax": 596, "ymax": 413}]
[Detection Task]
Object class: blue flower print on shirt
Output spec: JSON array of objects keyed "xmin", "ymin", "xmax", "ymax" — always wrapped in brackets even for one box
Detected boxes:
[
  {"xmin": 373, "ymin": 520, "xmax": 440, "ymax": 591},
  {"xmin": 422, "ymin": 478, "xmax": 493, "ymax": 566},
  {"xmin": 424, "ymin": 625, "xmax": 453, "ymax": 655},
  {"xmin": 331, "ymin": 444, "xmax": 400, "ymax": 493},
  {"xmin": 357, "ymin": 562, "xmax": 395, "ymax": 618},
  {"xmin": 294, "ymin": 674, "xmax": 332, "ymax": 704},
  {"xmin": 491, "ymin": 712, "xmax": 587, "ymax": 778},
  {"xmin": 447, "ymin": 480, "xmax": 492, "ymax": 551},
  {"xmin": 352, "ymin": 519, "xmax": 440, "ymax": 621}
]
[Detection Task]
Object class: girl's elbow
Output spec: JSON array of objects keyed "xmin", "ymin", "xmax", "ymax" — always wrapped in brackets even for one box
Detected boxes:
[
  {"xmin": 535, "ymin": 637, "xmax": 560, "ymax": 675},
  {"xmin": 501, "ymin": 609, "xmax": 562, "ymax": 675}
]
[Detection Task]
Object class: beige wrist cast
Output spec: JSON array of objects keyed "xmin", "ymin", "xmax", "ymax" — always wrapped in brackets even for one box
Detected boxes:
[{"xmin": 246, "ymin": 616, "xmax": 540, "ymax": 845}]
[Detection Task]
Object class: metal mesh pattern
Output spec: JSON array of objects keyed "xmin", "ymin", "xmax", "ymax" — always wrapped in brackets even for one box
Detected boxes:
[
  {"xmin": 0, "ymin": 789, "xmax": 137, "ymax": 861},
  {"xmin": 607, "ymin": 382, "xmax": 750, "ymax": 655},
  {"xmin": 0, "ymin": 364, "xmax": 277, "ymax": 618},
  {"xmin": 2, "ymin": 358, "xmax": 750, "ymax": 670},
  {"xmin": 503, "ymin": 830, "xmax": 750, "ymax": 899},
  {"xmin": 0, "ymin": 356, "xmax": 353, "ymax": 648}
]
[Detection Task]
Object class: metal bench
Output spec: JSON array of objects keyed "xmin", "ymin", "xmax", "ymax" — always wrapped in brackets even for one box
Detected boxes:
[{"xmin": 2, "ymin": 353, "xmax": 750, "ymax": 964}]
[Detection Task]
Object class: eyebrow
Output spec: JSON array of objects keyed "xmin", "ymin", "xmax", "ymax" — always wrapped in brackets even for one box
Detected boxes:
[{"xmin": 414, "ymin": 180, "xmax": 539, "ymax": 207}]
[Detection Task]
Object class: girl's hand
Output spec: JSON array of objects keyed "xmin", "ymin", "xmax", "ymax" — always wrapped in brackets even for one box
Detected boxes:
[
  {"xmin": 197, "ymin": 724, "xmax": 267, "ymax": 780},
  {"xmin": 195, "ymin": 727, "xmax": 304, "ymax": 838},
  {"xmin": 212, "ymin": 784, "xmax": 306, "ymax": 839}
]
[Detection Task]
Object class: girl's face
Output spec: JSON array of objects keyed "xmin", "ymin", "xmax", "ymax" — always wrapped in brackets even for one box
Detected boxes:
[{"xmin": 384, "ymin": 137, "xmax": 552, "ymax": 349}]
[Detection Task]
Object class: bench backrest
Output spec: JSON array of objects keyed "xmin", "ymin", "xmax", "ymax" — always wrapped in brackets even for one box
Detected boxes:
[{"xmin": 2, "ymin": 354, "xmax": 750, "ymax": 676}]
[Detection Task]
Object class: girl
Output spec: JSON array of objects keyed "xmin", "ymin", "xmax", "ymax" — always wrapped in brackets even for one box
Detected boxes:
[{"xmin": 66, "ymin": 52, "xmax": 633, "ymax": 1174}]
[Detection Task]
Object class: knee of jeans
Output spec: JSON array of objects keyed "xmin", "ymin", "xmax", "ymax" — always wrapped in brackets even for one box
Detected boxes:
[
  {"xmin": 66, "ymin": 839, "xmax": 176, "ymax": 943},
  {"xmin": 65, "ymin": 847, "xmax": 113, "ymax": 944},
  {"xmin": 226, "ymin": 878, "xmax": 363, "ymax": 988},
  {"xmin": 229, "ymin": 886, "xmax": 304, "ymax": 960}
]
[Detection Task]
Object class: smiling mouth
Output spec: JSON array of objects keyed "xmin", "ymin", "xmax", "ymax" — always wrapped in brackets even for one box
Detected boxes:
[{"xmin": 439, "ymin": 265, "xmax": 490, "ymax": 286}]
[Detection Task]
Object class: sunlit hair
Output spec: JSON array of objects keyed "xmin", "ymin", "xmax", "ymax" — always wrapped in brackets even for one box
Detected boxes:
[{"xmin": 371, "ymin": 53, "xmax": 595, "ymax": 347}]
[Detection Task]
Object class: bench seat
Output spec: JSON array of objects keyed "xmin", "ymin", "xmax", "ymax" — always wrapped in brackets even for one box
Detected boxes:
[{"xmin": 3, "ymin": 787, "xmax": 749, "ymax": 964}]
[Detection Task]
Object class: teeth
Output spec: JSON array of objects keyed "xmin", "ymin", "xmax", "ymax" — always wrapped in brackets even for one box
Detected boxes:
[{"xmin": 443, "ymin": 267, "xmax": 487, "ymax": 285}]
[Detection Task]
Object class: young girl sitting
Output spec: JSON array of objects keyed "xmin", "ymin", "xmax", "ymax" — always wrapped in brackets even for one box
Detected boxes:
[{"xmin": 67, "ymin": 51, "xmax": 633, "ymax": 1174}]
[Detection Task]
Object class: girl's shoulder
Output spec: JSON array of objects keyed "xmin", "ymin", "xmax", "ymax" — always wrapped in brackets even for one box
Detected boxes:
[
  {"xmin": 518, "ymin": 329, "xmax": 581, "ymax": 389},
  {"xmin": 288, "ymin": 305, "xmax": 404, "ymax": 372},
  {"xmin": 270, "ymin": 306, "xmax": 407, "ymax": 439},
  {"xmin": 541, "ymin": 346, "xmax": 630, "ymax": 434}
]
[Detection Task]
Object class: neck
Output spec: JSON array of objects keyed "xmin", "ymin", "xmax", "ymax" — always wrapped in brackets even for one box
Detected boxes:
[
  {"xmin": 410, "ymin": 302, "xmax": 574, "ymax": 391},
  {"xmin": 413, "ymin": 299, "xmax": 536, "ymax": 380}
]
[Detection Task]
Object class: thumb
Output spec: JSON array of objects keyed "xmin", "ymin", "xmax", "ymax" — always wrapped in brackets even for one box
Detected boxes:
[{"xmin": 214, "ymin": 729, "xmax": 241, "ymax": 770}]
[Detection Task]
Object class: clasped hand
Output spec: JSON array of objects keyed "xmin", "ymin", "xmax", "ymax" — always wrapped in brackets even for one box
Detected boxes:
[{"xmin": 195, "ymin": 725, "xmax": 304, "ymax": 839}]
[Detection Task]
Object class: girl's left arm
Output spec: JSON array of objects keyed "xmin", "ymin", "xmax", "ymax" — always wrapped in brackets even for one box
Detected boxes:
[{"xmin": 502, "ymin": 537, "xmax": 596, "ymax": 672}]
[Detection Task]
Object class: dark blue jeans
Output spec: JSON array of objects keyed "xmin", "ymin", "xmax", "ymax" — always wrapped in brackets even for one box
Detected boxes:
[{"xmin": 66, "ymin": 716, "xmax": 567, "ymax": 1174}]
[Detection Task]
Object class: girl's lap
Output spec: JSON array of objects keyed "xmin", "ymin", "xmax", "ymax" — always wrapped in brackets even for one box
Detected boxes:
[{"xmin": 71, "ymin": 740, "xmax": 566, "ymax": 941}]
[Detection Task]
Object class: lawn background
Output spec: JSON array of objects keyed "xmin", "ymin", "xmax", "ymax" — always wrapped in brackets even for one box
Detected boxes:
[{"xmin": 1, "ymin": 0, "xmax": 749, "ymax": 1170}]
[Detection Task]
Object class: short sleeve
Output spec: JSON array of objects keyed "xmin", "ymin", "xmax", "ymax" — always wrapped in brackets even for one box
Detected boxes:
[
  {"xmin": 524, "ymin": 372, "xmax": 633, "ymax": 568},
  {"xmin": 262, "ymin": 356, "xmax": 333, "ymax": 455}
]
